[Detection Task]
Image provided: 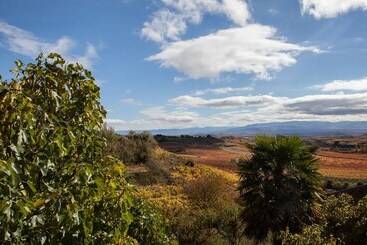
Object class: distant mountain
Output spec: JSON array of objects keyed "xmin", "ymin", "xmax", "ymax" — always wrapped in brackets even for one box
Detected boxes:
[
  {"xmin": 117, "ymin": 121, "xmax": 367, "ymax": 136},
  {"xmin": 117, "ymin": 126, "xmax": 231, "ymax": 136},
  {"xmin": 219, "ymin": 121, "xmax": 367, "ymax": 136}
]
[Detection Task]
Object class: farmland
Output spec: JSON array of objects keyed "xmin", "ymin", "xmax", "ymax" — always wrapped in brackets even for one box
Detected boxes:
[{"xmin": 156, "ymin": 135, "xmax": 367, "ymax": 180}]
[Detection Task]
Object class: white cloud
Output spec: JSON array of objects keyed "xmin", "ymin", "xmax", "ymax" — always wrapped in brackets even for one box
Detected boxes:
[
  {"xmin": 194, "ymin": 86, "xmax": 253, "ymax": 96},
  {"xmin": 121, "ymin": 98, "xmax": 143, "ymax": 106},
  {"xmin": 171, "ymin": 94, "xmax": 283, "ymax": 108},
  {"xmin": 222, "ymin": 0, "xmax": 251, "ymax": 26},
  {"xmin": 148, "ymin": 25, "xmax": 320, "ymax": 80},
  {"xmin": 285, "ymin": 92, "xmax": 367, "ymax": 115},
  {"xmin": 172, "ymin": 92, "xmax": 367, "ymax": 116},
  {"xmin": 105, "ymin": 119, "xmax": 127, "ymax": 128},
  {"xmin": 141, "ymin": 9, "xmax": 188, "ymax": 43},
  {"xmin": 141, "ymin": 106, "xmax": 199, "ymax": 123},
  {"xmin": 0, "ymin": 21, "xmax": 97, "ymax": 68},
  {"xmin": 106, "ymin": 106, "xmax": 201, "ymax": 130},
  {"xmin": 313, "ymin": 77, "xmax": 367, "ymax": 92},
  {"xmin": 300, "ymin": 0, "xmax": 367, "ymax": 19},
  {"xmin": 106, "ymin": 90, "xmax": 367, "ymax": 130},
  {"xmin": 141, "ymin": 0, "xmax": 250, "ymax": 43}
]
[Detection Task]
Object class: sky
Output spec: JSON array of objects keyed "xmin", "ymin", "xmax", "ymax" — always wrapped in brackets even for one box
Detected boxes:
[{"xmin": 1, "ymin": 0, "xmax": 367, "ymax": 130}]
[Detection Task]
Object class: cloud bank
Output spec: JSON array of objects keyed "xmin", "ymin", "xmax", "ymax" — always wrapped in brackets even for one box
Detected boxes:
[{"xmin": 108, "ymin": 91, "xmax": 367, "ymax": 130}]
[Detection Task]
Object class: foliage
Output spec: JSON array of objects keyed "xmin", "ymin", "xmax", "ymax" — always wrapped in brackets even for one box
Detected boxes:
[
  {"xmin": 127, "ymin": 198, "xmax": 177, "ymax": 245},
  {"xmin": 282, "ymin": 194, "xmax": 367, "ymax": 244},
  {"xmin": 173, "ymin": 173, "xmax": 246, "ymax": 245},
  {"xmin": 320, "ymin": 194, "xmax": 367, "ymax": 244},
  {"xmin": 238, "ymin": 135, "xmax": 322, "ymax": 242},
  {"xmin": 102, "ymin": 126, "xmax": 157, "ymax": 165},
  {"xmin": 212, "ymin": 201, "xmax": 246, "ymax": 245},
  {"xmin": 0, "ymin": 54, "xmax": 173, "ymax": 244},
  {"xmin": 281, "ymin": 225, "xmax": 337, "ymax": 245},
  {"xmin": 183, "ymin": 173, "xmax": 231, "ymax": 209}
]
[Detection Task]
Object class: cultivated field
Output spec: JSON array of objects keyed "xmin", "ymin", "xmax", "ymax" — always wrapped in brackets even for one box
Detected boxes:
[{"xmin": 157, "ymin": 136, "xmax": 367, "ymax": 180}]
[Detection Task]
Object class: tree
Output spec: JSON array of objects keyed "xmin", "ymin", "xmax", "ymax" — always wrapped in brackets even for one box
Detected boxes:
[
  {"xmin": 281, "ymin": 194, "xmax": 367, "ymax": 244},
  {"xmin": 128, "ymin": 198, "xmax": 176, "ymax": 245},
  {"xmin": 238, "ymin": 136, "xmax": 322, "ymax": 243},
  {"xmin": 0, "ymin": 54, "xmax": 174, "ymax": 244}
]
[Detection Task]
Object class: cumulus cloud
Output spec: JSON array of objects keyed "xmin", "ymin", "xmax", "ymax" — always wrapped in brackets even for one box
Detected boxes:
[
  {"xmin": 300, "ymin": 0, "xmax": 367, "ymax": 19},
  {"xmin": 148, "ymin": 25, "xmax": 320, "ymax": 80},
  {"xmin": 0, "ymin": 21, "xmax": 97, "ymax": 68},
  {"xmin": 194, "ymin": 86, "xmax": 253, "ymax": 96},
  {"xmin": 313, "ymin": 77, "xmax": 367, "ymax": 92},
  {"xmin": 141, "ymin": 0, "xmax": 250, "ymax": 43}
]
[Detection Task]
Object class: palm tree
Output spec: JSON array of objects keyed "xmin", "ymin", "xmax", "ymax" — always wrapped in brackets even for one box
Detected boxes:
[{"xmin": 238, "ymin": 135, "xmax": 322, "ymax": 244}]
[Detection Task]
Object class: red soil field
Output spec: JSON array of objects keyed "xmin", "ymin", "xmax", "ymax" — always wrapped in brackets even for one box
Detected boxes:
[
  {"xmin": 317, "ymin": 150, "xmax": 367, "ymax": 179},
  {"xmin": 159, "ymin": 142, "xmax": 367, "ymax": 180}
]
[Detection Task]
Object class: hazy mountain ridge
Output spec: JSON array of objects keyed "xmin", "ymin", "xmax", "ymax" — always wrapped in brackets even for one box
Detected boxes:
[{"xmin": 118, "ymin": 121, "xmax": 367, "ymax": 136}]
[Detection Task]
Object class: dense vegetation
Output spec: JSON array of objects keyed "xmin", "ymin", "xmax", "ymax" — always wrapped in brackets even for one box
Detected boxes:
[
  {"xmin": 102, "ymin": 126, "xmax": 157, "ymax": 165},
  {"xmin": 282, "ymin": 194, "xmax": 367, "ymax": 244},
  {"xmin": 0, "ymin": 54, "xmax": 366, "ymax": 244},
  {"xmin": 0, "ymin": 54, "xmax": 173, "ymax": 244}
]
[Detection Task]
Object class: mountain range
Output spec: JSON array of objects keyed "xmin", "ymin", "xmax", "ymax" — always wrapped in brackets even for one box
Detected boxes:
[{"xmin": 118, "ymin": 121, "xmax": 367, "ymax": 136}]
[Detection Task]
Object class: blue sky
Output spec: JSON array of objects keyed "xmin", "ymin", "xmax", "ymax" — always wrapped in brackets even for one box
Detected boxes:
[{"xmin": 1, "ymin": 0, "xmax": 367, "ymax": 130}]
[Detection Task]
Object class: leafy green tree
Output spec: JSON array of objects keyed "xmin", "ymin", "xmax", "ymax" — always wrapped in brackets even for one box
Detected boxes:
[
  {"xmin": 238, "ymin": 136, "xmax": 322, "ymax": 243},
  {"xmin": 128, "ymin": 198, "xmax": 176, "ymax": 245},
  {"xmin": 282, "ymin": 194, "xmax": 367, "ymax": 244},
  {"xmin": 0, "ymin": 54, "xmax": 174, "ymax": 244}
]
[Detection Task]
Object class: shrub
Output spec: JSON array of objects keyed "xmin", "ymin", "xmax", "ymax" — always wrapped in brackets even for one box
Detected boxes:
[
  {"xmin": 128, "ymin": 198, "xmax": 176, "ymax": 245},
  {"xmin": 172, "ymin": 173, "xmax": 246, "ymax": 245},
  {"xmin": 183, "ymin": 173, "xmax": 231, "ymax": 209},
  {"xmin": 102, "ymin": 127, "xmax": 157, "ymax": 165},
  {"xmin": 282, "ymin": 194, "xmax": 367, "ymax": 244},
  {"xmin": 281, "ymin": 225, "xmax": 337, "ymax": 245}
]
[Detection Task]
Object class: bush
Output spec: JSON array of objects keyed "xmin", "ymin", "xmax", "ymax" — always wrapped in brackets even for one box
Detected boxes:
[
  {"xmin": 282, "ymin": 194, "xmax": 367, "ymax": 244},
  {"xmin": 183, "ymin": 173, "xmax": 231, "ymax": 209},
  {"xmin": 172, "ymin": 174, "xmax": 246, "ymax": 245},
  {"xmin": 102, "ymin": 127, "xmax": 157, "ymax": 165},
  {"xmin": 281, "ymin": 225, "xmax": 337, "ymax": 245},
  {"xmin": 128, "ymin": 198, "xmax": 176, "ymax": 245}
]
